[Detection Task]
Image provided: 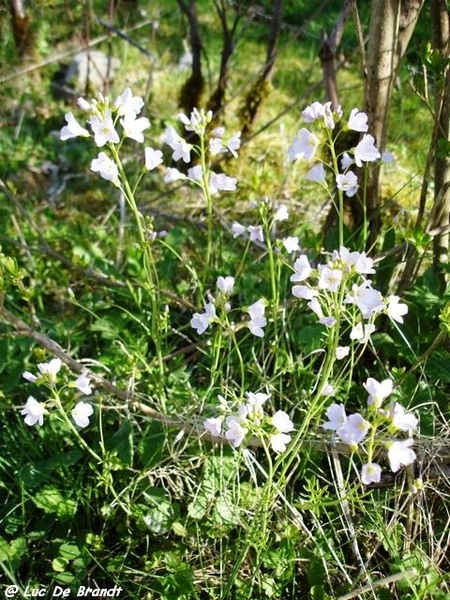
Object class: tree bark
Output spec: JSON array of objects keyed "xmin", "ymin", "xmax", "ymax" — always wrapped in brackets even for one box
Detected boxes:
[
  {"xmin": 363, "ymin": 0, "xmax": 424, "ymax": 248},
  {"xmin": 430, "ymin": 0, "xmax": 450, "ymax": 283},
  {"xmin": 177, "ymin": 0, "xmax": 205, "ymax": 114},
  {"xmin": 206, "ymin": 0, "xmax": 242, "ymax": 118},
  {"xmin": 9, "ymin": 0, "xmax": 34, "ymax": 58},
  {"xmin": 240, "ymin": 0, "xmax": 283, "ymax": 137}
]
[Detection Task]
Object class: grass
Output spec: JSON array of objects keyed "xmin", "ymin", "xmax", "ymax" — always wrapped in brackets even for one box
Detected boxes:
[{"xmin": 1, "ymin": 2, "xmax": 450, "ymax": 599}]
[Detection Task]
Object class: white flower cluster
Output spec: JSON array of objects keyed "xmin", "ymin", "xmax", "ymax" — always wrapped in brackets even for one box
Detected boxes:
[
  {"xmin": 323, "ymin": 377, "xmax": 419, "ymax": 485},
  {"xmin": 21, "ymin": 358, "xmax": 94, "ymax": 428},
  {"xmin": 162, "ymin": 108, "xmax": 239, "ymax": 193},
  {"xmin": 61, "ymin": 88, "xmax": 155, "ymax": 187},
  {"xmin": 60, "ymin": 90, "xmax": 240, "ymax": 196},
  {"xmin": 288, "ymin": 101, "xmax": 382, "ymax": 197},
  {"xmin": 291, "ymin": 246, "xmax": 408, "ymax": 341},
  {"xmin": 190, "ymin": 276, "xmax": 267, "ymax": 338},
  {"xmin": 204, "ymin": 391, "xmax": 294, "ymax": 454}
]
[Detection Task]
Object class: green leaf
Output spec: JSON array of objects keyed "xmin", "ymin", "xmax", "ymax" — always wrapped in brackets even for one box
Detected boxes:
[
  {"xmin": 33, "ymin": 487, "xmax": 77, "ymax": 520},
  {"xmin": 54, "ymin": 572, "xmax": 75, "ymax": 585},
  {"xmin": 59, "ymin": 543, "xmax": 81, "ymax": 561},
  {"xmin": 52, "ymin": 556, "xmax": 69, "ymax": 572},
  {"xmin": 141, "ymin": 488, "xmax": 178, "ymax": 535},
  {"xmin": 105, "ymin": 419, "xmax": 134, "ymax": 467}
]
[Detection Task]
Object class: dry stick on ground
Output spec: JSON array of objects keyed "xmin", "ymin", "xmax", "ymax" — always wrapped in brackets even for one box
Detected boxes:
[
  {"xmin": 0, "ymin": 302, "xmax": 206, "ymax": 433},
  {"xmin": 0, "ymin": 19, "xmax": 156, "ymax": 84},
  {"xmin": 3, "ymin": 300, "xmax": 450, "ymax": 485}
]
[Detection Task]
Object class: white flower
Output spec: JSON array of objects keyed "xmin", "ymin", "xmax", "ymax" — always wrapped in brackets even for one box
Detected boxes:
[
  {"xmin": 354, "ymin": 134, "xmax": 381, "ymax": 167},
  {"xmin": 77, "ymin": 97, "xmax": 92, "ymax": 111},
  {"xmin": 88, "ymin": 111, "xmax": 120, "ymax": 147},
  {"xmin": 271, "ymin": 410, "xmax": 294, "ymax": 433},
  {"xmin": 391, "ymin": 403, "xmax": 418, "ymax": 433},
  {"xmin": 348, "ymin": 108, "xmax": 369, "ymax": 132},
  {"xmin": 209, "ymin": 130, "xmax": 241, "ymax": 157},
  {"xmin": 245, "ymin": 391, "xmax": 270, "ymax": 423},
  {"xmin": 145, "ymin": 147, "xmax": 163, "ymax": 170},
  {"xmin": 288, "ymin": 128, "xmax": 320, "ymax": 162},
  {"xmin": 364, "ymin": 377, "xmax": 393, "ymax": 409},
  {"xmin": 163, "ymin": 167, "xmax": 187, "ymax": 183},
  {"xmin": 302, "ymin": 101, "xmax": 326, "ymax": 123},
  {"xmin": 283, "ymin": 236, "xmax": 300, "ymax": 253},
  {"xmin": 336, "ymin": 346, "xmax": 350, "ymax": 360},
  {"xmin": 274, "ymin": 205, "xmax": 289, "ymax": 221},
  {"xmin": 178, "ymin": 108, "xmax": 212, "ymax": 134},
  {"xmin": 114, "ymin": 88, "xmax": 144, "ymax": 117},
  {"xmin": 302, "ymin": 101, "xmax": 340, "ymax": 129},
  {"xmin": 350, "ymin": 322, "xmax": 376, "ymax": 343},
  {"xmin": 21, "ymin": 396, "xmax": 45, "ymax": 426},
  {"xmin": 225, "ymin": 416, "xmax": 247, "ymax": 448},
  {"xmin": 247, "ymin": 299, "xmax": 267, "ymax": 337},
  {"xmin": 247, "ymin": 225, "xmax": 264, "ymax": 243},
  {"xmin": 22, "ymin": 370, "xmax": 38, "ymax": 383},
  {"xmin": 74, "ymin": 375, "xmax": 92, "ymax": 396},
  {"xmin": 187, "ymin": 165, "xmax": 203, "ymax": 181},
  {"xmin": 322, "ymin": 403, "xmax": 347, "ymax": 431},
  {"xmin": 320, "ymin": 382, "xmax": 335, "ymax": 396},
  {"xmin": 60, "ymin": 112, "xmax": 90, "ymax": 141},
  {"xmin": 318, "ymin": 265, "xmax": 342, "ymax": 292},
  {"xmin": 361, "ymin": 463, "xmax": 382, "ymax": 485},
  {"xmin": 209, "ymin": 172, "xmax": 237, "ymax": 194},
  {"xmin": 340, "ymin": 152, "xmax": 354, "ymax": 170},
  {"xmin": 270, "ymin": 433, "xmax": 292, "ymax": 453},
  {"xmin": 232, "ymin": 222, "xmax": 246, "ymax": 238},
  {"xmin": 308, "ymin": 297, "xmax": 335, "ymax": 327},
  {"xmin": 190, "ymin": 302, "xmax": 216, "ymax": 335},
  {"xmin": 204, "ymin": 416, "xmax": 223, "ymax": 437},
  {"xmin": 39, "ymin": 358, "xmax": 62, "ymax": 380},
  {"xmin": 217, "ymin": 276, "xmax": 235, "ymax": 294},
  {"xmin": 292, "ymin": 285, "xmax": 317, "ymax": 300},
  {"xmin": 338, "ymin": 413, "xmax": 370, "ymax": 445},
  {"xmin": 162, "ymin": 125, "xmax": 192, "ymax": 163},
  {"xmin": 308, "ymin": 297, "xmax": 323, "ymax": 320},
  {"xmin": 345, "ymin": 282, "xmax": 384, "ymax": 318},
  {"xmin": 23, "ymin": 358, "xmax": 62, "ymax": 384},
  {"xmin": 71, "ymin": 401, "xmax": 94, "ymax": 428},
  {"xmin": 306, "ymin": 163, "xmax": 327, "ymax": 183},
  {"xmin": 336, "ymin": 171, "xmax": 359, "ymax": 197},
  {"xmin": 338, "ymin": 247, "xmax": 375, "ymax": 275},
  {"xmin": 120, "ymin": 112, "xmax": 150, "ymax": 143},
  {"xmin": 91, "ymin": 152, "xmax": 120, "ymax": 186},
  {"xmin": 385, "ymin": 295, "xmax": 408, "ymax": 323},
  {"xmin": 290, "ymin": 255, "xmax": 313, "ymax": 282},
  {"xmin": 388, "ymin": 439, "xmax": 416, "ymax": 473}
]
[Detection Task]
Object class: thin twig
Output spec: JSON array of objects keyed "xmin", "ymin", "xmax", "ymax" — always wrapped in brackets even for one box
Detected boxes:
[{"xmin": 337, "ymin": 568, "xmax": 418, "ymax": 600}]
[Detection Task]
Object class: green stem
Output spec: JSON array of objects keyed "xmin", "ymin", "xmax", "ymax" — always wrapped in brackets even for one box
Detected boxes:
[
  {"xmin": 52, "ymin": 393, "xmax": 102, "ymax": 463},
  {"xmin": 109, "ymin": 144, "xmax": 166, "ymax": 408}
]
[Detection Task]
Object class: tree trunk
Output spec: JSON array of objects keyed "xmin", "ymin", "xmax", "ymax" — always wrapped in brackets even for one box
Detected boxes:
[
  {"xmin": 9, "ymin": 0, "xmax": 34, "ymax": 58},
  {"xmin": 177, "ymin": 0, "xmax": 205, "ymax": 114},
  {"xmin": 206, "ymin": 0, "xmax": 242, "ymax": 119},
  {"xmin": 363, "ymin": 0, "xmax": 424, "ymax": 248},
  {"xmin": 240, "ymin": 0, "xmax": 283, "ymax": 137},
  {"xmin": 319, "ymin": 0, "xmax": 353, "ymax": 111},
  {"xmin": 430, "ymin": 0, "xmax": 450, "ymax": 283}
]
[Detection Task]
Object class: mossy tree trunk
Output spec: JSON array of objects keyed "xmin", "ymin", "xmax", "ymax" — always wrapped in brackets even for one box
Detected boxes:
[
  {"xmin": 9, "ymin": 0, "xmax": 34, "ymax": 58},
  {"xmin": 363, "ymin": 0, "xmax": 424, "ymax": 249},
  {"xmin": 177, "ymin": 0, "xmax": 205, "ymax": 115},
  {"xmin": 206, "ymin": 0, "xmax": 243, "ymax": 119},
  {"xmin": 240, "ymin": 0, "xmax": 283, "ymax": 138},
  {"xmin": 430, "ymin": 0, "xmax": 450, "ymax": 285}
]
